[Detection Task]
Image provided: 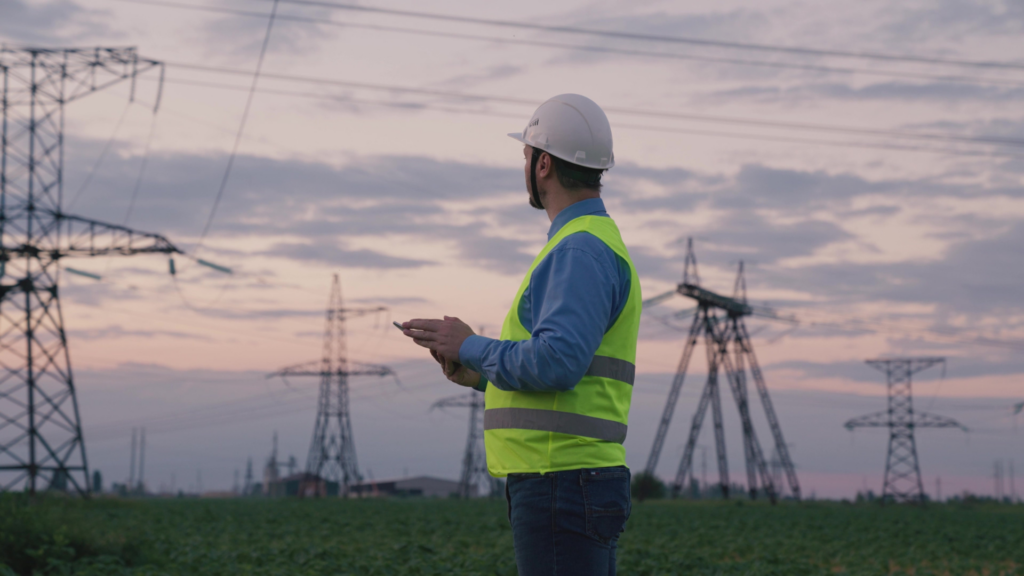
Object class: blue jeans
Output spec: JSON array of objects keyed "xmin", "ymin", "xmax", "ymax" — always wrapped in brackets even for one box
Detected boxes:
[{"xmin": 505, "ymin": 466, "xmax": 631, "ymax": 576}]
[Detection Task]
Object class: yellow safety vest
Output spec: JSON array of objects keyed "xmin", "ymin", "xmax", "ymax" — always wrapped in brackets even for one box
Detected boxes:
[{"xmin": 484, "ymin": 214, "xmax": 641, "ymax": 476}]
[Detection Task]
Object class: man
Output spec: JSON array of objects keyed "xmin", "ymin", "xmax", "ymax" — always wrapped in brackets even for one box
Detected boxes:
[{"xmin": 401, "ymin": 94, "xmax": 641, "ymax": 576}]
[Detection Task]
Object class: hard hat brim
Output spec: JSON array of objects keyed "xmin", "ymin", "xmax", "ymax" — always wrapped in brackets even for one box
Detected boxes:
[{"xmin": 508, "ymin": 131, "xmax": 614, "ymax": 169}]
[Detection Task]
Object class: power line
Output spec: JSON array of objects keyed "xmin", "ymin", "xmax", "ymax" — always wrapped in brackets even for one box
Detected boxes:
[
  {"xmin": 152, "ymin": 75, "xmax": 1023, "ymax": 159},
  {"xmin": 165, "ymin": 62, "xmax": 1024, "ymax": 150},
  {"xmin": 123, "ymin": 111, "xmax": 160, "ymax": 225},
  {"xmin": 273, "ymin": 0, "xmax": 1024, "ymax": 72},
  {"xmin": 111, "ymin": 0, "xmax": 1024, "ymax": 88},
  {"xmin": 67, "ymin": 100, "xmax": 133, "ymax": 211},
  {"xmin": 193, "ymin": 0, "xmax": 280, "ymax": 253}
]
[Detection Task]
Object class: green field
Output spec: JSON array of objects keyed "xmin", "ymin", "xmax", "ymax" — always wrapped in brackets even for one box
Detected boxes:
[{"xmin": 2, "ymin": 495, "xmax": 1022, "ymax": 575}]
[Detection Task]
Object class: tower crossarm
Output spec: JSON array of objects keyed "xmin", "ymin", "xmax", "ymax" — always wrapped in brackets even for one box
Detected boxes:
[
  {"xmin": 843, "ymin": 410, "xmax": 889, "ymax": 429},
  {"xmin": 845, "ymin": 410, "xmax": 966, "ymax": 431},
  {"xmin": 268, "ymin": 360, "xmax": 394, "ymax": 379},
  {"xmin": 679, "ymin": 283, "xmax": 752, "ymax": 317},
  {"xmin": 338, "ymin": 306, "xmax": 387, "ymax": 320},
  {"xmin": 914, "ymin": 412, "xmax": 967, "ymax": 430},
  {"xmin": 0, "ymin": 47, "xmax": 162, "ymax": 108},
  {"xmin": 2, "ymin": 212, "xmax": 180, "ymax": 261},
  {"xmin": 866, "ymin": 357, "xmax": 945, "ymax": 377}
]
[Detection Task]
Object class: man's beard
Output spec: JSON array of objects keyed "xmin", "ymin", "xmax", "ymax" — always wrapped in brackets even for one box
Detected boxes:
[{"xmin": 528, "ymin": 183, "xmax": 545, "ymax": 210}]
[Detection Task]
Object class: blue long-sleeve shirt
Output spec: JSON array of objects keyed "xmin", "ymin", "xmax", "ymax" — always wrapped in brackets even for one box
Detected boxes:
[{"xmin": 459, "ymin": 198, "xmax": 631, "ymax": 392}]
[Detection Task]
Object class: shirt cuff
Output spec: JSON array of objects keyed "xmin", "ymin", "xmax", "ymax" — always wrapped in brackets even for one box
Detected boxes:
[{"xmin": 459, "ymin": 334, "xmax": 491, "ymax": 372}]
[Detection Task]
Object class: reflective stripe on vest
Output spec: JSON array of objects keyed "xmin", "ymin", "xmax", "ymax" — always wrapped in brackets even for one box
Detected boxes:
[
  {"xmin": 586, "ymin": 355, "xmax": 635, "ymax": 386},
  {"xmin": 484, "ymin": 407, "xmax": 628, "ymax": 444}
]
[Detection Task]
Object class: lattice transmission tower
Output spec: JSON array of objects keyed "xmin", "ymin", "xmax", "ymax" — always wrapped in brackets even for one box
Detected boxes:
[
  {"xmin": 642, "ymin": 239, "xmax": 800, "ymax": 502},
  {"xmin": 432, "ymin": 390, "xmax": 497, "ymax": 498},
  {"xmin": 844, "ymin": 358, "xmax": 965, "ymax": 503},
  {"xmin": 269, "ymin": 274, "xmax": 393, "ymax": 496},
  {"xmin": 0, "ymin": 48, "xmax": 180, "ymax": 495}
]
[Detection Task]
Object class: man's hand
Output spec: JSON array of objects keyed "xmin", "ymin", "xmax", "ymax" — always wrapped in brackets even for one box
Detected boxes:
[
  {"xmin": 433, "ymin": 351, "xmax": 461, "ymax": 378},
  {"xmin": 446, "ymin": 364, "xmax": 482, "ymax": 389},
  {"xmin": 401, "ymin": 316, "xmax": 475, "ymax": 362}
]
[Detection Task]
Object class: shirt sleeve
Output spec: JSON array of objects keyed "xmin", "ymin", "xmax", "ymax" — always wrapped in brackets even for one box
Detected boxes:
[{"xmin": 459, "ymin": 235, "xmax": 619, "ymax": 392}]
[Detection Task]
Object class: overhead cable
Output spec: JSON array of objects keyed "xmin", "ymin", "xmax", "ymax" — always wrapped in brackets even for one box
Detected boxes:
[
  {"xmin": 274, "ymin": 0, "xmax": 1024, "ymax": 72},
  {"xmin": 111, "ymin": 0, "xmax": 1024, "ymax": 88},
  {"xmin": 192, "ymin": 0, "xmax": 280, "ymax": 254},
  {"xmin": 154, "ymin": 75, "xmax": 1024, "ymax": 159},
  {"xmin": 166, "ymin": 62, "xmax": 1024, "ymax": 150},
  {"xmin": 67, "ymin": 101, "xmax": 133, "ymax": 211},
  {"xmin": 123, "ymin": 111, "xmax": 160, "ymax": 225}
]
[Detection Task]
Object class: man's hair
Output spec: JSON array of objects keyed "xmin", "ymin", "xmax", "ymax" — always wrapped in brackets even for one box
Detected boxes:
[{"xmin": 550, "ymin": 155, "xmax": 604, "ymax": 191}]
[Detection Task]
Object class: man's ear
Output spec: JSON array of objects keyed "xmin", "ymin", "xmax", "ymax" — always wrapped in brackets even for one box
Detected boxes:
[{"xmin": 538, "ymin": 152, "xmax": 552, "ymax": 178}]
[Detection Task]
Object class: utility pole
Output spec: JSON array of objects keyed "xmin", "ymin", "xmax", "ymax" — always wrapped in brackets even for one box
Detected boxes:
[
  {"xmin": 432, "ymin": 391, "xmax": 497, "ymax": 498},
  {"xmin": 994, "ymin": 460, "xmax": 1003, "ymax": 501},
  {"xmin": 844, "ymin": 358, "xmax": 965, "ymax": 503},
  {"xmin": 1011, "ymin": 460, "xmax": 1016, "ymax": 503},
  {"xmin": 243, "ymin": 457, "xmax": 253, "ymax": 496},
  {"xmin": 642, "ymin": 239, "xmax": 800, "ymax": 502},
  {"xmin": 137, "ymin": 427, "xmax": 145, "ymax": 494},
  {"xmin": 0, "ymin": 48, "xmax": 181, "ymax": 495},
  {"xmin": 269, "ymin": 274, "xmax": 394, "ymax": 496},
  {"xmin": 129, "ymin": 428, "xmax": 137, "ymax": 491}
]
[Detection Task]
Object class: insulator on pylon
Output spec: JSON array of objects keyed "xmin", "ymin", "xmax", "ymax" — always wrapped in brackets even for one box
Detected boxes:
[
  {"xmin": 197, "ymin": 258, "xmax": 232, "ymax": 274},
  {"xmin": 65, "ymin": 267, "xmax": 102, "ymax": 281},
  {"xmin": 169, "ymin": 257, "xmax": 176, "ymax": 275}
]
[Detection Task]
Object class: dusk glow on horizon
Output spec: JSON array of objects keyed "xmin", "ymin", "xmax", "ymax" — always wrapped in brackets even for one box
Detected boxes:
[{"xmin": 2, "ymin": 0, "xmax": 1022, "ymax": 500}]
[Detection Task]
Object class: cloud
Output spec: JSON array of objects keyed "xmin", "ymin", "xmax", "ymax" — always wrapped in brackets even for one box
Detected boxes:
[
  {"xmin": 688, "ymin": 212, "xmax": 854, "ymax": 264},
  {"xmin": 880, "ymin": 0, "xmax": 1024, "ymax": 43},
  {"xmin": 433, "ymin": 64, "xmax": 524, "ymax": 90},
  {"xmin": 0, "ymin": 0, "xmax": 111, "ymax": 44},
  {"xmin": 63, "ymin": 144, "xmax": 520, "ymax": 238},
  {"xmin": 60, "ymin": 134, "xmax": 1024, "ymax": 319},
  {"xmin": 69, "ymin": 325, "xmax": 211, "ymax": 341},
  {"xmin": 349, "ymin": 296, "xmax": 430, "ymax": 305},
  {"xmin": 443, "ymin": 225, "xmax": 535, "ymax": 274},
  {"xmin": 195, "ymin": 0, "xmax": 334, "ymax": 59},
  {"xmin": 709, "ymin": 81, "xmax": 1024, "ymax": 104},
  {"xmin": 761, "ymin": 221, "xmax": 1024, "ymax": 315},
  {"xmin": 548, "ymin": 6, "xmax": 770, "ymax": 70},
  {"xmin": 262, "ymin": 241, "xmax": 434, "ymax": 269}
]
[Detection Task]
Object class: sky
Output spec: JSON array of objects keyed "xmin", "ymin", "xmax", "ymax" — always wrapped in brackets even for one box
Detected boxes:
[{"xmin": 1, "ymin": 0, "xmax": 1023, "ymax": 499}]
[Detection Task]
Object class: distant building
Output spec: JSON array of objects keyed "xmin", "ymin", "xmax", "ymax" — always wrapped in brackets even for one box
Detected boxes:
[
  {"xmin": 349, "ymin": 476, "xmax": 461, "ymax": 498},
  {"xmin": 267, "ymin": 472, "xmax": 339, "ymax": 498}
]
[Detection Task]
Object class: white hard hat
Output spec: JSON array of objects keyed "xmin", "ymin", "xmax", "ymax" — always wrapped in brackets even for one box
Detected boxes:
[{"xmin": 508, "ymin": 94, "xmax": 614, "ymax": 170}]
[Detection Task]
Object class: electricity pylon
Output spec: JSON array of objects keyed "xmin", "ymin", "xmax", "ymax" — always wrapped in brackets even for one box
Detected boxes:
[
  {"xmin": 432, "ymin": 390, "xmax": 497, "ymax": 498},
  {"xmin": 844, "ymin": 358, "xmax": 965, "ymax": 503},
  {"xmin": 0, "ymin": 48, "xmax": 180, "ymax": 495},
  {"xmin": 642, "ymin": 239, "xmax": 800, "ymax": 502},
  {"xmin": 269, "ymin": 274, "xmax": 393, "ymax": 496}
]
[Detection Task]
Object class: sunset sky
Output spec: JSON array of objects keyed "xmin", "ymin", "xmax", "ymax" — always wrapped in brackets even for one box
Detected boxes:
[{"xmin": 2, "ymin": 0, "xmax": 1022, "ymax": 498}]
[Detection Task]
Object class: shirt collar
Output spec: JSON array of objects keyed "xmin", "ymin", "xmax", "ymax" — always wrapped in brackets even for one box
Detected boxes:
[{"xmin": 547, "ymin": 197, "xmax": 608, "ymax": 240}]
